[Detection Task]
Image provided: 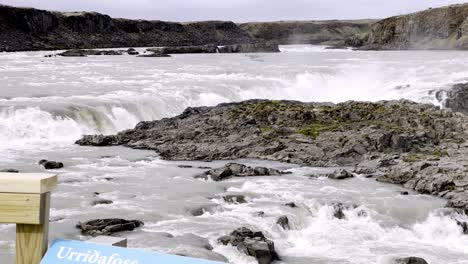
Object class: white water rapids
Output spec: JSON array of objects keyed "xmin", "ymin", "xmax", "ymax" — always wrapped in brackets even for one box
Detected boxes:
[{"xmin": 0, "ymin": 46, "xmax": 467, "ymax": 263}]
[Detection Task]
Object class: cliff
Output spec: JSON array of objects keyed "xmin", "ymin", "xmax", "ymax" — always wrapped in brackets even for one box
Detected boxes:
[
  {"xmin": 0, "ymin": 4, "xmax": 253, "ymax": 51},
  {"xmin": 239, "ymin": 20, "xmax": 375, "ymax": 45},
  {"xmin": 364, "ymin": 3, "xmax": 468, "ymax": 50}
]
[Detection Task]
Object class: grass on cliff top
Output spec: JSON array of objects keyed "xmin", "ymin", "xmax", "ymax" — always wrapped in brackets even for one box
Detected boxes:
[{"xmin": 297, "ymin": 123, "xmax": 340, "ymax": 137}]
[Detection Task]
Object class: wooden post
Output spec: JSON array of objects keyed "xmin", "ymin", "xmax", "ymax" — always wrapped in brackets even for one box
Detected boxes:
[{"xmin": 0, "ymin": 173, "xmax": 57, "ymax": 264}]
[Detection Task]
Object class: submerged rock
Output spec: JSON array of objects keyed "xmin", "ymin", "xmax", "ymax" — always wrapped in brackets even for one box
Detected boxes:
[
  {"xmin": 395, "ymin": 257, "xmax": 428, "ymax": 264},
  {"xmin": 91, "ymin": 198, "xmax": 113, "ymax": 206},
  {"xmin": 126, "ymin": 48, "xmax": 139, "ymax": 55},
  {"xmin": 39, "ymin": 159, "xmax": 63, "ymax": 169},
  {"xmin": 77, "ymin": 218, "xmax": 143, "ymax": 237},
  {"xmin": 218, "ymin": 227, "xmax": 279, "ymax": 264},
  {"xmin": 223, "ymin": 194, "xmax": 247, "ymax": 204},
  {"xmin": 201, "ymin": 163, "xmax": 281, "ymax": 181},
  {"xmin": 0, "ymin": 169, "xmax": 19, "ymax": 173},
  {"xmin": 276, "ymin": 216, "xmax": 290, "ymax": 230},
  {"xmin": 58, "ymin": 49, "xmax": 122, "ymax": 57},
  {"xmin": 327, "ymin": 169, "xmax": 354, "ymax": 180}
]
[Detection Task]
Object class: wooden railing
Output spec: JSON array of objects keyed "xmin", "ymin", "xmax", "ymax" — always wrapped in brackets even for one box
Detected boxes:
[{"xmin": 0, "ymin": 173, "xmax": 57, "ymax": 264}]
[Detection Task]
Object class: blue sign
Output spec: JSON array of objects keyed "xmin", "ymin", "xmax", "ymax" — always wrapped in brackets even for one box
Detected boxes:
[{"xmin": 41, "ymin": 239, "xmax": 225, "ymax": 264}]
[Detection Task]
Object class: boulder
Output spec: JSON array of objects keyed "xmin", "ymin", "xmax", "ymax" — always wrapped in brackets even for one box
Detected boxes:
[
  {"xmin": 327, "ymin": 169, "xmax": 354, "ymax": 180},
  {"xmin": 202, "ymin": 163, "xmax": 280, "ymax": 181},
  {"xmin": 276, "ymin": 216, "xmax": 290, "ymax": 230},
  {"xmin": 284, "ymin": 202, "xmax": 297, "ymax": 208},
  {"xmin": 91, "ymin": 198, "xmax": 113, "ymax": 206},
  {"xmin": 223, "ymin": 194, "xmax": 247, "ymax": 204},
  {"xmin": 394, "ymin": 257, "xmax": 428, "ymax": 264},
  {"xmin": 127, "ymin": 48, "xmax": 139, "ymax": 55},
  {"xmin": 443, "ymin": 83, "xmax": 468, "ymax": 115},
  {"xmin": 147, "ymin": 45, "xmax": 218, "ymax": 54},
  {"xmin": 76, "ymin": 219, "xmax": 143, "ymax": 237},
  {"xmin": 39, "ymin": 159, "xmax": 63, "ymax": 169},
  {"xmin": 218, "ymin": 227, "xmax": 279, "ymax": 264}
]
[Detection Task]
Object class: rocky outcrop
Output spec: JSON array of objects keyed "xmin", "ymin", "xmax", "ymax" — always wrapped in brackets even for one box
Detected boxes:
[
  {"xmin": 363, "ymin": 3, "xmax": 468, "ymax": 50},
  {"xmin": 77, "ymin": 100, "xmax": 465, "ymax": 166},
  {"xmin": 76, "ymin": 99, "xmax": 468, "ymax": 210},
  {"xmin": 76, "ymin": 219, "xmax": 143, "ymax": 237},
  {"xmin": 217, "ymin": 227, "xmax": 279, "ymax": 264},
  {"xmin": 0, "ymin": 4, "xmax": 252, "ymax": 51},
  {"xmin": 239, "ymin": 20, "xmax": 375, "ymax": 46}
]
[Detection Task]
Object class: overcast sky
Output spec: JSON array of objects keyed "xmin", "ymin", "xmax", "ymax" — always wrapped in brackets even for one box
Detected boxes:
[{"xmin": 0, "ymin": 0, "xmax": 466, "ymax": 22}]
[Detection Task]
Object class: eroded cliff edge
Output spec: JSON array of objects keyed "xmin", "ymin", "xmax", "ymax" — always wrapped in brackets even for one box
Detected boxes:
[
  {"xmin": 363, "ymin": 3, "xmax": 468, "ymax": 50},
  {"xmin": 0, "ymin": 4, "xmax": 253, "ymax": 51}
]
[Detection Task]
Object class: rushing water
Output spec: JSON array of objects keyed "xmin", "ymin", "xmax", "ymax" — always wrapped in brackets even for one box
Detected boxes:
[{"xmin": 0, "ymin": 46, "xmax": 468, "ymax": 264}]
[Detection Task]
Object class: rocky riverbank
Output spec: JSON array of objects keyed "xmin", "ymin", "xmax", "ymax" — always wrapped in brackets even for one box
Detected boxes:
[{"xmin": 76, "ymin": 98, "xmax": 468, "ymax": 212}]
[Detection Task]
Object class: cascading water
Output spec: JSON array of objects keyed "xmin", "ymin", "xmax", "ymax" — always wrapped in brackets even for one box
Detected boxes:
[{"xmin": 0, "ymin": 46, "xmax": 468, "ymax": 263}]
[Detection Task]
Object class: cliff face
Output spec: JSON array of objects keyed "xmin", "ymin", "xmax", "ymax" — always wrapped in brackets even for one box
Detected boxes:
[
  {"xmin": 364, "ymin": 3, "xmax": 468, "ymax": 50},
  {"xmin": 0, "ymin": 5, "xmax": 253, "ymax": 51},
  {"xmin": 239, "ymin": 20, "xmax": 375, "ymax": 45}
]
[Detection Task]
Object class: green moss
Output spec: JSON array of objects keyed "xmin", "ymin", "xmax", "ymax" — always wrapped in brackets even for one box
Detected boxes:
[
  {"xmin": 260, "ymin": 126, "xmax": 272, "ymax": 133},
  {"xmin": 297, "ymin": 123, "xmax": 339, "ymax": 138},
  {"xmin": 446, "ymin": 185, "xmax": 456, "ymax": 191},
  {"xmin": 403, "ymin": 154, "xmax": 424, "ymax": 163},
  {"xmin": 432, "ymin": 150, "xmax": 449, "ymax": 158}
]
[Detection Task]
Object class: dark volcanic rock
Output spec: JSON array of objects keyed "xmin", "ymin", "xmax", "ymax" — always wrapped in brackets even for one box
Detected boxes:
[
  {"xmin": 276, "ymin": 216, "xmax": 290, "ymax": 230},
  {"xmin": 218, "ymin": 227, "xmax": 279, "ymax": 264},
  {"xmin": 200, "ymin": 163, "xmax": 281, "ymax": 181},
  {"xmin": 75, "ymin": 99, "xmax": 468, "ymax": 210},
  {"xmin": 39, "ymin": 159, "xmax": 64, "ymax": 169},
  {"xmin": 327, "ymin": 169, "xmax": 354, "ymax": 180},
  {"xmin": 126, "ymin": 48, "xmax": 139, "ymax": 55},
  {"xmin": 76, "ymin": 218, "xmax": 143, "ymax": 237},
  {"xmin": 91, "ymin": 198, "xmax": 113, "ymax": 206},
  {"xmin": 0, "ymin": 169, "xmax": 19, "ymax": 173},
  {"xmin": 58, "ymin": 49, "xmax": 122, "ymax": 57},
  {"xmin": 223, "ymin": 194, "xmax": 247, "ymax": 204},
  {"xmin": 443, "ymin": 83, "xmax": 468, "ymax": 115},
  {"xmin": 395, "ymin": 257, "xmax": 428, "ymax": 264}
]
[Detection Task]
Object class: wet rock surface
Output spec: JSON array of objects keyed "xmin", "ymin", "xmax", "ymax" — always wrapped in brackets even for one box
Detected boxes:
[
  {"xmin": 395, "ymin": 257, "xmax": 428, "ymax": 264},
  {"xmin": 58, "ymin": 49, "xmax": 123, "ymax": 57},
  {"xmin": 198, "ymin": 163, "xmax": 281, "ymax": 181},
  {"xmin": 39, "ymin": 159, "xmax": 64, "ymax": 169},
  {"xmin": 0, "ymin": 169, "xmax": 19, "ymax": 173},
  {"xmin": 76, "ymin": 99, "xmax": 468, "ymax": 210},
  {"xmin": 218, "ymin": 227, "xmax": 279, "ymax": 264},
  {"xmin": 76, "ymin": 218, "xmax": 143, "ymax": 236}
]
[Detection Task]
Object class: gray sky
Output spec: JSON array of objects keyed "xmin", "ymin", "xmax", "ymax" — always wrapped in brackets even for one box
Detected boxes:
[{"xmin": 0, "ymin": 0, "xmax": 466, "ymax": 22}]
